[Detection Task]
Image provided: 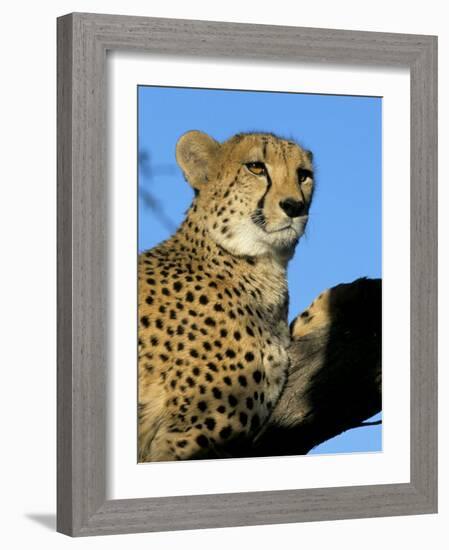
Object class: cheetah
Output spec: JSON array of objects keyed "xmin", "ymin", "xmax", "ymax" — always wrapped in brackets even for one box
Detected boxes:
[{"xmin": 138, "ymin": 130, "xmax": 314, "ymax": 461}]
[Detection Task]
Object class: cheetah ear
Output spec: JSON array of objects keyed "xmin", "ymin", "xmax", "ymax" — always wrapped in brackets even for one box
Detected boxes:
[{"xmin": 176, "ymin": 131, "xmax": 220, "ymax": 189}]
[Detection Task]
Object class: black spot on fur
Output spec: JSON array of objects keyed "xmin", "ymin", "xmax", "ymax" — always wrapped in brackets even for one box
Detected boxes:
[
  {"xmin": 228, "ymin": 395, "xmax": 238, "ymax": 407},
  {"xmin": 238, "ymin": 375, "xmax": 247, "ymax": 387},
  {"xmin": 253, "ymin": 370, "xmax": 262, "ymax": 383},
  {"xmin": 196, "ymin": 434, "xmax": 209, "ymax": 448},
  {"xmin": 219, "ymin": 426, "xmax": 232, "ymax": 440},
  {"xmin": 205, "ymin": 418, "xmax": 216, "ymax": 431},
  {"xmin": 239, "ymin": 412, "xmax": 248, "ymax": 427},
  {"xmin": 140, "ymin": 316, "xmax": 150, "ymax": 328}
]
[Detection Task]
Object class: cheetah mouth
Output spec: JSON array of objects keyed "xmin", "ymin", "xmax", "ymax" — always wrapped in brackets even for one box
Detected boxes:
[
  {"xmin": 266, "ymin": 216, "xmax": 308, "ymax": 235},
  {"xmin": 251, "ymin": 209, "xmax": 308, "ymax": 236},
  {"xmin": 266, "ymin": 224, "xmax": 295, "ymax": 234}
]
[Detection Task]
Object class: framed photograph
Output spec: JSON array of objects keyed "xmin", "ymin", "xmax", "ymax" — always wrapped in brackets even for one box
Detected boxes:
[{"xmin": 57, "ymin": 13, "xmax": 437, "ymax": 536}]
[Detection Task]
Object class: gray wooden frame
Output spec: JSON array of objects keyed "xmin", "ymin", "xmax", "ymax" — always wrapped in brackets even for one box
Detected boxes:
[{"xmin": 57, "ymin": 12, "xmax": 438, "ymax": 537}]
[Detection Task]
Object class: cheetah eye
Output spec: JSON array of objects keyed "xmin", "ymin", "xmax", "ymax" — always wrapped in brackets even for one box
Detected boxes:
[
  {"xmin": 297, "ymin": 168, "xmax": 313, "ymax": 184},
  {"xmin": 245, "ymin": 162, "xmax": 267, "ymax": 176}
]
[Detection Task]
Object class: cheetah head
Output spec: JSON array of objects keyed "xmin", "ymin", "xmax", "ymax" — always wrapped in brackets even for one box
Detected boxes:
[{"xmin": 176, "ymin": 130, "xmax": 314, "ymax": 260}]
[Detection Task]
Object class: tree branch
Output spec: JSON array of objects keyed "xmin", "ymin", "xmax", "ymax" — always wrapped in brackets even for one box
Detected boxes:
[
  {"xmin": 358, "ymin": 420, "xmax": 382, "ymax": 427},
  {"xmin": 248, "ymin": 277, "xmax": 382, "ymax": 457}
]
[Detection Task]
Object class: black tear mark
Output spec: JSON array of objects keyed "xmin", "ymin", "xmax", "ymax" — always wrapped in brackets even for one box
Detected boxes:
[{"xmin": 257, "ymin": 168, "xmax": 273, "ymax": 211}]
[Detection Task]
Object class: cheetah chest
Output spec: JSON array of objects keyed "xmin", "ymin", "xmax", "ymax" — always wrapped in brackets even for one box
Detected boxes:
[{"xmin": 138, "ymin": 249, "xmax": 291, "ymax": 456}]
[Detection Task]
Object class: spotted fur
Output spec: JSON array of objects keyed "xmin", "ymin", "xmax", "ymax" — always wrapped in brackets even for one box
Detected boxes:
[{"xmin": 138, "ymin": 130, "xmax": 314, "ymax": 461}]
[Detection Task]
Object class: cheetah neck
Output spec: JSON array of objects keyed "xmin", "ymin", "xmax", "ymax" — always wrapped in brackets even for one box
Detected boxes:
[
  {"xmin": 159, "ymin": 203, "xmax": 289, "ymax": 316},
  {"xmin": 173, "ymin": 202, "xmax": 288, "ymax": 264}
]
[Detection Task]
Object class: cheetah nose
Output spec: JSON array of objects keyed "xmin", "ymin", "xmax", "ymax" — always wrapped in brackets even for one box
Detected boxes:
[{"xmin": 279, "ymin": 198, "xmax": 305, "ymax": 218}]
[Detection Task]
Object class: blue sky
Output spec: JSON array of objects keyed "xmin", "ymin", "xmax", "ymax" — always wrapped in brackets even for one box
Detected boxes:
[{"xmin": 138, "ymin": 85, "xmax": 382, "ymax": 455}]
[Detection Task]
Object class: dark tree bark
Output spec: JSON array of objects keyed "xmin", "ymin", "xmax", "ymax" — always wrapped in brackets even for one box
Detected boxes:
[{"xmin": 251, "ymin": 277, "xmax": 382, "ymax": 457}]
